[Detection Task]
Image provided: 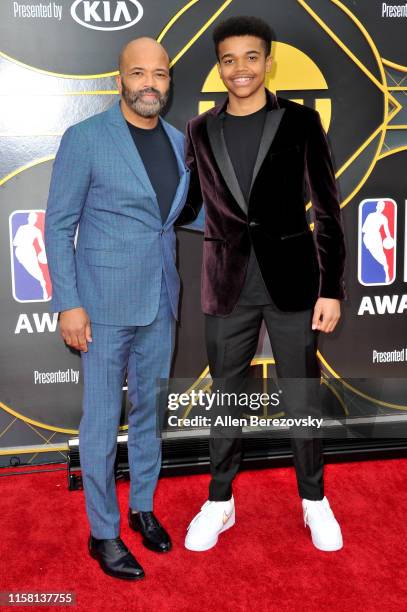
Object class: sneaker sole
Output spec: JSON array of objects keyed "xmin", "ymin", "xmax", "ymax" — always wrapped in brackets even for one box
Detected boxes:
[
  {"xmin": 311, "ymin": 538, "xmax": 343, "ymax": 552},
  {"xmin": 184, "ymin": 513, "xmax": 235, "ymax": 552},
  {"xmin": 307, "ymin": 528, "xmax": 344, "ymax": 552}
]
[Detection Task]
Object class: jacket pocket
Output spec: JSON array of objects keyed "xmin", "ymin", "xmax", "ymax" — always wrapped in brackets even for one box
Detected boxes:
[
  {"xmin": 280, "ymin": 229, "xmax": 311, "ymax": 241},
  {"xmin": 204, "ymin": 237, "xmax": 226, "ymax": 244}
]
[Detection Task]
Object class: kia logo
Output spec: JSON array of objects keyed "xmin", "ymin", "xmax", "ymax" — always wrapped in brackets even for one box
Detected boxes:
[{"xmin": 71, "ymin": 0, "xmax": 143, "ymax": 31}]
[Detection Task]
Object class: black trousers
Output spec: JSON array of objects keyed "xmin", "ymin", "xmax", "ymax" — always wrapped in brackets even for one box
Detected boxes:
[{"xmin": 205, "ymin": 302, "xmax": 324, "ymax": 502}]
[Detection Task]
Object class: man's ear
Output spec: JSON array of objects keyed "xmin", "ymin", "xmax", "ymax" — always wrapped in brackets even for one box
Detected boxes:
[
  {"xmin": 115, "ymin": 74, "xmax": 122, "ymax": 95},
  {"xmin": 265, "ymin": 55, "xmax": 273, "ymax": 74}
]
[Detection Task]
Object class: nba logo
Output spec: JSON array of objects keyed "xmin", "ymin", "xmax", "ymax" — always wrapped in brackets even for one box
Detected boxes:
[
  {"xmin": 358, "ymin": 198, "xmax": 397, "ymax": 286},
  {"xmin": 9, "ymin": 210, "xmax": 52, "ymax": 302}
]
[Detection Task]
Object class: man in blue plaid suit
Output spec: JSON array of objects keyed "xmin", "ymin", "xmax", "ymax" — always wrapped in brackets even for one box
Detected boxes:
[{"xmin": 45, "ymin": 38, "xmax": 190, "ymax": 580}]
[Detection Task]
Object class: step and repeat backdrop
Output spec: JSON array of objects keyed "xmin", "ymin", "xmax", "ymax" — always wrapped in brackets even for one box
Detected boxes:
[{"xmin": 0, "ymin": 0, "xmax": 406, "ymax": 466}]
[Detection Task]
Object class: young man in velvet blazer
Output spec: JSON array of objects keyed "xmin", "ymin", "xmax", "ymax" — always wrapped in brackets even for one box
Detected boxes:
[{"xmin": 178, "ymin": 16, "xmax": 346, "ymax": 552}]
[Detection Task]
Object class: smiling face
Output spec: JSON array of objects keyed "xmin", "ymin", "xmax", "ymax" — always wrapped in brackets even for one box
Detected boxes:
[
  {"xmin": 217, "ymin": 35, "xmax": 272, "ymax": 101},
  {"xmin": 116, "ymin": 38, "xmax": 170, "ymax": 119}
]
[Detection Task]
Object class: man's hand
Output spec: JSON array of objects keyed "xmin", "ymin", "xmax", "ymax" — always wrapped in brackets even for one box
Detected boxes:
[
  {"xmin": 312, "ymin": 298, "xmax": 341, "ymax": 333},
  {"xmin": 59, "ymin": 307, "xmax": 92, "ymax": 352}
]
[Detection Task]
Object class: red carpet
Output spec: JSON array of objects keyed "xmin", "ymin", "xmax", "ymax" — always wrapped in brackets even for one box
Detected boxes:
[{"xmin": 1, "ymin": 459, "xmax": 406, "ymax": 612}]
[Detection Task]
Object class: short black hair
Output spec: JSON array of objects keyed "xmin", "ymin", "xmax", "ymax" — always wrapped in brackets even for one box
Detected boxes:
[{"xmin": 212, "ymin": 16, "xmax": 272, "ymax": 59}]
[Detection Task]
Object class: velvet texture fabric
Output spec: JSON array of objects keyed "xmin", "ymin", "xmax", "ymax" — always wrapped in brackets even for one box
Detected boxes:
[{"xmin": 177, "ymin": 91, "xmax": 346, "ymax": 315}]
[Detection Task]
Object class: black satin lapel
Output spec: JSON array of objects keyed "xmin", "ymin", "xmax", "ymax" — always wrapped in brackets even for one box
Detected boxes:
[
  {"xmin": 249, "ymin": 108, "xmax": 286, "ymax": 197},
  {"xmin": 206, "ymin": 115, "xmax": 248, "ymax": 215}
]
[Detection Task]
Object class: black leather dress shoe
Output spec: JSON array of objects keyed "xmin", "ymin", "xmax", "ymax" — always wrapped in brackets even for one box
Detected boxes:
[
  {"xmin": 88, "ymin": 535, "xmax": 145, "ymax": 580},
  {"xmin": 128, "ymin": 510, "xmax": 172, "ymax": 553}
]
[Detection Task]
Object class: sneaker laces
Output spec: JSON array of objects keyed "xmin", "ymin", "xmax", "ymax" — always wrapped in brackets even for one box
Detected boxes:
[
  {"xmin": 187, "ymin": 500, "xmax": 230, "ymax": 531},
  {"xmin": 304, "ymin": 499, "xmax": 335, "ymax": 526}
]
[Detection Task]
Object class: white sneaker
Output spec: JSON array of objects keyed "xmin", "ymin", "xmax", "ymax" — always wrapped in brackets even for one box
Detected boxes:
[
  {"xmin": 302, "ymin": 496, "xmax": 343, "ymax": 551},
  {"xmin": 185, "ymin": 497, "xmax": 235, "ymax": 551}
]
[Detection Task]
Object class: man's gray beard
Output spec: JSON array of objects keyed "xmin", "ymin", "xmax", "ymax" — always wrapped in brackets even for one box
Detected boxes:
[{"xmin": 122, "ymin": 82, "xmax": 169, "ymax": 118}]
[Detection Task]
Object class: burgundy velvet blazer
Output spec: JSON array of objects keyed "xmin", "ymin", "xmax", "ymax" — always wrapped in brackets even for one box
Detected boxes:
[{"xmin": 177, "ymin": 90, "xmax": 346, "ymax": 316}]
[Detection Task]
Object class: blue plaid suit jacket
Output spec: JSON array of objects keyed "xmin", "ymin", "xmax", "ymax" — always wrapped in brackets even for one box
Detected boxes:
[{"xmin": 45, "ymin": 101, "xmax": 190, "ymax": 325}]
